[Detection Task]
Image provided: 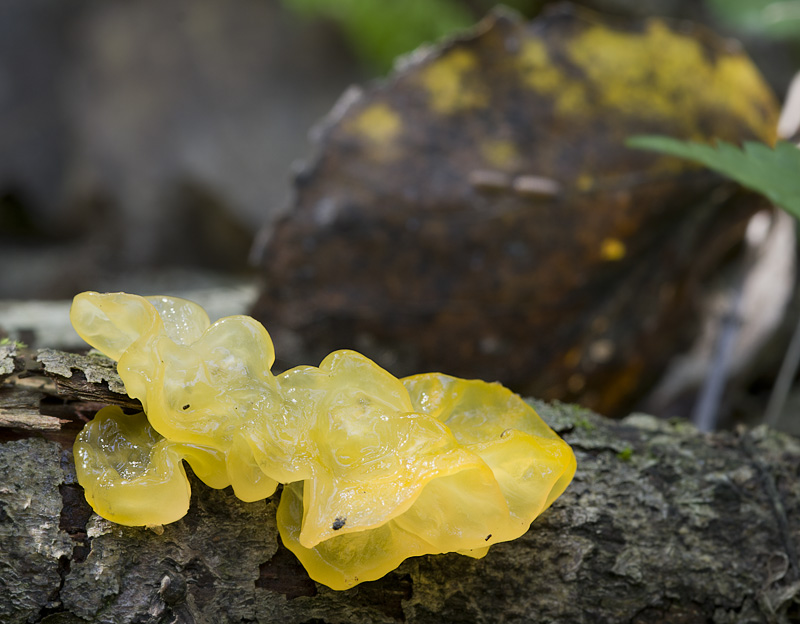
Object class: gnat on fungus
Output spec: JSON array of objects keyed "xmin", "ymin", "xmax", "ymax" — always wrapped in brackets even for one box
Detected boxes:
[{"xmin": 70, "ymin": 291, "xmax": 576, "ymax": 590}]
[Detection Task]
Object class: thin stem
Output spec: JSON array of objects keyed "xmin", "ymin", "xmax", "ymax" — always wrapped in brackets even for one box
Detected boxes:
[
  {"xmin": 764, "ymin": 312, "xmax": 800, "ymax": 429},
  {"xmin": 692, "ymin": 287, "xmax": 744, "ymax": 433}
]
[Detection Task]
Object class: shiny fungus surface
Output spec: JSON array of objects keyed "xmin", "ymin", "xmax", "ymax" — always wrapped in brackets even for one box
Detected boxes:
[{"xmin": 70, "ymin": 291, "xmax": 576, "ymax": 589}]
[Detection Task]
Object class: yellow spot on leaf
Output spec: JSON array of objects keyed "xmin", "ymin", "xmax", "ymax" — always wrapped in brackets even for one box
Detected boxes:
[
  {"xmin": 421, "ymin": 48, "xmax": 488, "ymax": 114},
  {"xmin": 556, "ymin": 83, "xmax": 589, "ymax": 115},
  {"xmin": 481, "ymin": 139, "xmax": 519, "ymax": 168},
  {"xmin": 566, "ymin": 20, "xmax": 777, "ymax": 140},
  {"xmin": 513, "ymin": 17, "xmax": 775, "ymax": 138},
  {"xmin": 349, "ymin": 103, "xmax": 402, "ymax": 145},
  {"xmin": 516, "ymin": 39, "xmax": 587, "ymax": 115},
  {"xmin": 517, "ymin": 39, "xmax": 562, "ymax": 92},
  {"xmin": 600, "ymin": 238, "xmax": 626, "ymax": 261},
  {"xmin": 569, "ymin": 22, "xmax": 695, "ymax": 118},
  {"xmin": 713, "ymin": 55, "xmax": 778, "ymax": 141},
  {"xmin": 346, "ymin": 103, "xmax": 403, "ymax": 162},
  {"xmin": 576, "ymin": 174, "xmax": 594, "ymax": 192}
]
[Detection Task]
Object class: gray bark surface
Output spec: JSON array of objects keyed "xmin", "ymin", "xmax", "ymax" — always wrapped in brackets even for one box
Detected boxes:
[{"xmin": 0, "ymin": 348, "xmax": 798, "ymax": 623}]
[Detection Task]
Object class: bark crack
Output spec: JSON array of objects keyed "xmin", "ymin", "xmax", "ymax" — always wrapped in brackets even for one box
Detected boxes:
[{"xmin": 743, "ymin": 433, "xmax": 799, "ymax": 581}]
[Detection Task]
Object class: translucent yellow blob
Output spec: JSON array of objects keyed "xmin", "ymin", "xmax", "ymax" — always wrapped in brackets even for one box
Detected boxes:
[{"xmin": 70, "ymin": 291, "xmax": 576, "ymax": 590}]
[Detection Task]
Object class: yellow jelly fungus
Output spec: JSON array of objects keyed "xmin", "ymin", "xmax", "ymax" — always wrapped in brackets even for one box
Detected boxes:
[{"xmin": 70, "ymin": 291, "xmax": 576, "ymax": 590}]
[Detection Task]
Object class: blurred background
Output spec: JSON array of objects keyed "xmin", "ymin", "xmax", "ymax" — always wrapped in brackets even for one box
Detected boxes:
[
  {"xmin": 2, "ymin": 0, "xmax": 800, "ymax": 430},
  {"xmin": 2, "ymin": 0, "xmax": 798, "ymax": 299}
]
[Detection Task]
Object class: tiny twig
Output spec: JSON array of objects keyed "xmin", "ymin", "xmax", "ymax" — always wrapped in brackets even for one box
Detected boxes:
[
  {"xmin": 764, "ymin": 313, "xmax": 800, "ymax": 429},
  {"xmin": 692, "ymin": 287, "xmax": 744, "ymax": 432}
]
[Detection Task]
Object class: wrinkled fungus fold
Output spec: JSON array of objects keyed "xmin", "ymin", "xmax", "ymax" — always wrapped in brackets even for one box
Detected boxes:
[{"xmin": 70, "ymin": 291, "xmax": 576, "ymax": 589}]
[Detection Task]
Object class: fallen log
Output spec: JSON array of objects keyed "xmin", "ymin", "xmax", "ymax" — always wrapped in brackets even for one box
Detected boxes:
[{"xmin": 0, "ymin": 348, "xmax": 798, "ymax": 623}]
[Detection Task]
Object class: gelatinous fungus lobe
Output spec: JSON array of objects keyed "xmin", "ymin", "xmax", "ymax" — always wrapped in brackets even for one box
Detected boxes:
[{"xmin": 70, "ymin": 291, "xmax": 576, "ymax": 589}]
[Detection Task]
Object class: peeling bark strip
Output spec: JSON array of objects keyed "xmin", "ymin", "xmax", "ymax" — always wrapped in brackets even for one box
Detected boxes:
[
  {"xmin": 0, "ymin": 348, "xmax": 137, "ymax": 446},
  {"xmin": 1, "ymin": 349, "xmax": 799, "ymax": 623},
  {"xmin": 0, "ymin": 342, "xmax": 23, "ymax": 382},
  {"xmin": 36, "ymin": 348, "xmax": 139, "ymax": 408}
]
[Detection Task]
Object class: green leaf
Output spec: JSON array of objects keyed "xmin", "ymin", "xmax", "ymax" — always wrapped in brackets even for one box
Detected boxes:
[
  {"xmin": 626, "ymin": 136, "xmax": 800, "ymax": 220},
  {"xmin": 706, "ymin": 0, "xmax": 800, "ymax": 42},
  {"xmin": 281, "ymin": 0, "xmax": 474, "ymax": 73}
]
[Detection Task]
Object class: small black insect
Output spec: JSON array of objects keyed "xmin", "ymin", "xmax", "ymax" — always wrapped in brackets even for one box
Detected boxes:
[
  {"xmin": 182, "ymin": 404, "xmax": 190, "ymax": 410},
  {"xmin": 485, "ymin": 534, "xmax": 492, "ymax": 541},
  {"xmin": 332, "ymin": 517, "xmax": 346, "ymax": 530}
]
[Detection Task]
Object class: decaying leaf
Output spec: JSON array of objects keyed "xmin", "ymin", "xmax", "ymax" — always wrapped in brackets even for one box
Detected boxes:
[{"xmin": 252, "ymin": 3, "xmax": 779, "ymax": 416}]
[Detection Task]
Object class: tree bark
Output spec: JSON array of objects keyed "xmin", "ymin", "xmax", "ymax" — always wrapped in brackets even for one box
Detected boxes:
[{"xmin": 1, "ymin": 347, "xmax": 798, "ymax": 623}]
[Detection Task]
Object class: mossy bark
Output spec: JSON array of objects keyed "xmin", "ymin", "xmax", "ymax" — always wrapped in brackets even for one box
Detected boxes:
[{"xmin": 1, "ymin": 348, "xmax": 798, "ymax": 623}]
